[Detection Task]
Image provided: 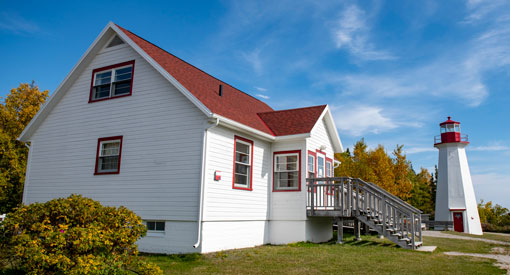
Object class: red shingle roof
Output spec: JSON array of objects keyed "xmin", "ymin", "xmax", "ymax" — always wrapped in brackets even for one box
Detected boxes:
[
  {"xmin": 117, "ymin": 25, "xmax": 324, "ymax": 137},
  {"xmin": 257, "ymin": 105, "xmax": 327, "ymax": 136}
]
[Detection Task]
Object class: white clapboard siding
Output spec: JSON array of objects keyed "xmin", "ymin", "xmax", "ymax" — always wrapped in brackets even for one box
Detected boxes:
[
  {"xmin": 25, "ymin": 42, "xmax": 207, "ymax": 221},
  {"xmin": 202, "ymin": 125, "xmax": 271, "ymax": 221},
  {"xmin": 307, "ymin": 117, "xmax": 336, "ymax": 161},
  {"xmin": 270, "ymin": 140, "xmax": 307, "ymax": 221}
]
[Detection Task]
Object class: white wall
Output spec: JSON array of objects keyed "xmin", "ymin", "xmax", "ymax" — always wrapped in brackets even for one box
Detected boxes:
[{"xmin": 25, "ymin": 40, "xmax": 207, "ymax": 229}]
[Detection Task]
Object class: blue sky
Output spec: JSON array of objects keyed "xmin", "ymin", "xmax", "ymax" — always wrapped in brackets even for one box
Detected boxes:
[{"xmin": 1, "ymin": 0, "xmax": 509, "ymax": 208}]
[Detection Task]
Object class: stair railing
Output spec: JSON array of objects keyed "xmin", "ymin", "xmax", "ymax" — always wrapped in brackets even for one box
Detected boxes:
[{"xmin": 306, "ymin": 177, "xmax": 423, "ymax": 249}]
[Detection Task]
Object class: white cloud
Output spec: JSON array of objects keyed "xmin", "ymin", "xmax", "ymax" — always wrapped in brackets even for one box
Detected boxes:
[
  {"xmin": 332, "ymin": 5, "xmax": 395, "ymax": 61},
  {"xmin": 332, "ymin": 105, "xmax": 398, "ymax": 136},
  {"xmin": 463, "ymin": 0, "xmax": 508, "ymax": 24},
  {"xmin": 0, "ymin": 12, "xmax": 39, "ymax": 34},
  {"xmin": 256, "ymin": 94, "xmax": 270, "ymax": 99},
  {"xmin": 255, "ymin": 87, "xmax": 267, "ymax": 92},
  {"xmin": 241, "ymin": 48, "xmax": 263, "ymax": 74},
  {"xmin": 469, "ymin": 144, "xmax": 510, "ymax": 151}
]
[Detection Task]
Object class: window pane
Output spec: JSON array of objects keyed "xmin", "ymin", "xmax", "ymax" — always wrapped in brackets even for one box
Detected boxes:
[
  {"xmin": 235, "ymin": 163, "xmax": 249, "ymax": 175},
  {"xmin": 99, "ymin": 156, "xmax": 119, "ymax": 171},
  {"xmin": 93, "ymin": 84, "xmax": 111, "ymax": 99},
  {"xmin": 447, "ymin": 124, "xmax": 454, "ymax": 132},
  {"xmin": 101, "ymin": 142, "xmax": 120, "ymax": 156},
  {"xmin": 235, "ymin": 152, "xmax": 250, "ymax": 164},
  {"xmin": 95, "ymin": 71, "xmax": 112, "ymax": 85},
  {"xmin": 308, "ymin": 155, "xmax": 314, "ymax": 172},
  {"xmin": 235, "ymin": 174, "xmax": 248, "ymax": 186},
  {"xmin": 115, "ymin": 67, "xmax": 132, "ymax": 81},
  {"xmin": 155, "ymin": 222, "xmax": 165, "ymax": 231},
  {"xmin": 236, "ymin": 142, "xmax": 250, "ymax": 154},
  {"xmin": 113, "ymin": 81, "xmax": 131, "ymax": 96},
  {"xmin": 147, "ymin": 221, "xmax": 155, "ymax": 231},
  {"xmin": 317, "ymin": 156, "xmax": 324, "ymax": 177},
  {"xmin": 327, "ymin": 162, "xmax": 331, "ymax": 177},
  {"xmin": 276, "ymin": 172, "xmax": 298, "ymax": 188},
  {"xmin": 276, "ymin": 155, "xmax": 297, "ymax": 171}
]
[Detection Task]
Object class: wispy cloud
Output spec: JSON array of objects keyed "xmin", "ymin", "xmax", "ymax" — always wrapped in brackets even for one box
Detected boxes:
[
  {"xmin": 469, "ymin": 144, "xmax": 510, "ymax": 151},
  {"xmin": 462, "ymin": 0, "xmax": 508, "ymax": 24},
  {"xmin": 332, "ymin": 5, "xmax": 395, "ymax": 61},
  {"xmin": 331, "ymin": 105, "xmax": 399, "ymax": 136},
  {"xmin": 406, "ymin": 147, "xmax": 437, "ymax": 154},
  {"xmin": 241, "ymin": 48, "xmax": 264, "ymax": 74},
  {"xmin": 256, "ymin": 94, "xmax": 270, "ymax": 99},
  {"xmin": 0, "ymin": 12, "xmax": 39, "ymax": 34},
  {"xmin": 255, "ymin": 87, "xmax": 267, "ymax": 92}
]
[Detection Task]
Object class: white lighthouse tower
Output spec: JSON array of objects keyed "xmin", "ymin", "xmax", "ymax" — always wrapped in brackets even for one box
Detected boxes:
[{"xmin": 434, "ymin": 117, "xmax": 482, "ymax": 235}]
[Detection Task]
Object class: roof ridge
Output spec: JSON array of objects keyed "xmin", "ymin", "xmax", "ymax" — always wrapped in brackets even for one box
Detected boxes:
[
  {"xmin": 116, "ymin": 24, "xmax": 273, "ymax": 111},
  {"xmin": 257, "ymin": 104, "xmax": 327, "ymax": 115}
]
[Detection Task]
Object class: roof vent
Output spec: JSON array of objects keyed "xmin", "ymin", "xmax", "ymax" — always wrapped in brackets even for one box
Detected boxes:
[
  {"xmin": 107, "ymin": 35, "xmax": 125, "ymax": 48},
  {"xmin": 219, "ymin": 84, "xmax": 223, "ymax": 96}
]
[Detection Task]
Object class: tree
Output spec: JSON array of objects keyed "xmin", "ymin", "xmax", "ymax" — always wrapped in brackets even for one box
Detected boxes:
[{"xmin": 0, "ymin": 82, "xmax": 48, "ymax": 213}]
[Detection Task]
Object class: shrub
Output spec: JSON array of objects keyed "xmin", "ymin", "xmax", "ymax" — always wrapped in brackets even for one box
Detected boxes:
[{"xmin": 0, "ymin": 194, "xmax": 162, "ymax": 274}]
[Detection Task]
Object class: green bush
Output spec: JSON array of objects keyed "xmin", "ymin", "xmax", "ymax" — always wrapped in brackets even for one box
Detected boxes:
[{"xmin": 0, "ymin": 194, "xmax": 162, "ymax": 274}]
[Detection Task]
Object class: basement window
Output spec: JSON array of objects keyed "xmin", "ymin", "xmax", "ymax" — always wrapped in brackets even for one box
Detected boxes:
[
  {"xmin": 146, "ymin": 221, "xmax": 165, "ymax": 232},
  {"xmin": 94, "ymin": 136, "xmax": 123, "ymax": 175},
  {"xmin": 233, "ymin": 136, "xmax": 253, "ymax": 191},
  {"xmin": 89, "ymin": 60, "xmax": 135, "ymax": 102}
]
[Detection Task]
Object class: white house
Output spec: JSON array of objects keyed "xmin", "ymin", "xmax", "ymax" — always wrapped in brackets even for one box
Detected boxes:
[{"xmin": 18, "ymin": 22, "xmax": 344, "ymax": 254}]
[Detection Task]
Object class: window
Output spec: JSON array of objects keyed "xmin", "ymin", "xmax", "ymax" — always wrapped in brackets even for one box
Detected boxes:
[
  {"xmin": 273, "ymin": 150, "xmax": 301, "ymax": 191},
  {"xmin": 326, "ymin": 158, "xmax": 332, "ymax": 177},
  {"xmin": 233, "ymin": 136, "xmax": 253, "ymax": 190},
  {"xmin": 308, "ymin": 151, "xmax": 316, "ymax": 178},
  {"xmin": 89, "ymin": 60, "xmax": 135, "ymax": 102},
  {"xmin": 146, "ymin": 221, "xmax": 165, "ymax": 232},
  {"xmin": 95, "ymin": 136, "xmax": 123, "ymax": 175},
  {"xmin": 317, "ymin": 155, "xmax": 325, "ymax": 178}
]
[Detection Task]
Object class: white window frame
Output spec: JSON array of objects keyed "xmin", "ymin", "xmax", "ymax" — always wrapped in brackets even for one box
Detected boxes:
[
  {"xmin": 145, "ymin": 220, "xmax": 165, "ymax": 236},
  {"xmin": 274, "ymin": 152, "xmax": 300, "ymax": 191},
  {"xmin": 308, "ymin": 154, "xmax": 315, "ymax": 178},
  {"xmin": 91, "ymin": 63, "xmax": 134, "ymax": 101},
  {"xmin": 233, "ymin": 137, "xmax": 253, "ymax": 190},
  {"xmin": 326, "ymin": 160, "xmax": 332, "ymax": 177},
  {"xmin": 317, "ymin": 155, "xmax": 325, "ymax": 178}
]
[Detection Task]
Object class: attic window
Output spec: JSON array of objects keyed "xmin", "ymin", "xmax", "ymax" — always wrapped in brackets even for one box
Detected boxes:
[
  {"xmin": 89, "ymin": 60, "xmax": 135, "ymax": 102},
  {"xmin": 107, "ymin": 35, "xmax": 125, "ymax": 48}
]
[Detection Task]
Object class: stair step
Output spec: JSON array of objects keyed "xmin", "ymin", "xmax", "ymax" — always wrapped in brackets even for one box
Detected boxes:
[
  {"xmin": 409, "ymin": 241, "xmax": 423, "ymax": 247},
  {"xmin": 400, "ymin": 238, "xmax": 410, "ymax": 242}
]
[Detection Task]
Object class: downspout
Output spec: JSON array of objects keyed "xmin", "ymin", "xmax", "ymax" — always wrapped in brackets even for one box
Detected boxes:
[{"xmin": 193, "ymin": 117, "xmax": 219, "ymax": 248}]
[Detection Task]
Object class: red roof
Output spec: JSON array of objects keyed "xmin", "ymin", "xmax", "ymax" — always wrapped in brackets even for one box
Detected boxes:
[
  {"xmin": 117, "ymin": 25, "xmax": 325, "ymax": 136},
  {"xmin": 440, "ymin": 116, "xmax": 460, "ymax": 126},
  {"xmin": 258, "ymin": 105, "xmax": 327, "ymax": 136}
]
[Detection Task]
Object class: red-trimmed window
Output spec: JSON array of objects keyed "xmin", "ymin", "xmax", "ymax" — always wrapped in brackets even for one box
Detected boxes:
[
  {"xmin": 273, "ymin": 150, "xmax": 301, "ymax": 191},
  {"xmin": 326, "ymin": 157, "xmax": 333, "ymax": 177},
  {"xmin": 316, "ymin": 150, "xmax": 326, "ymax": 179},
  {"xmin": 95, "ymin": 136, "xmax": 123, "ymax": 175},
  {"xmin": 307, "ymin": 151, "xmax": 316, "ymax": 178},
  {"xmin": 233, "ymin": 136, "xmax": 253, "ymax": 190},
  {"xmin": 89, "ymin": 60, "xmax": 135, "ymax": 102}
]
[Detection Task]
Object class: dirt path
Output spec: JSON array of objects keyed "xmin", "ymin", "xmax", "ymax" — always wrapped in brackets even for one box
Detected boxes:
[
  {"xmin": 444, "ymin": 252, "xmax": 510, "ymax": 274},
  {"xmin": 422, "ymin": 231, "xmax": 510, "ymax": 245}
]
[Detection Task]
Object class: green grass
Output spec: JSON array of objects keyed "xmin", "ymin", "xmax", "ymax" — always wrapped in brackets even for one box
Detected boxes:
[
  {"xmin": 442, "ymin": 231, "xmax": 510, "ymax": 243},
  {"xmin": 143, "ymin": 233, "xmax": 506, "ymax": 274}
]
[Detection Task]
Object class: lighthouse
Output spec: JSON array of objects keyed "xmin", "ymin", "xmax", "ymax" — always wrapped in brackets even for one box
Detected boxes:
[{"xmin": 434, "ymin": 117, "xmax": 482, "ymax": 235}]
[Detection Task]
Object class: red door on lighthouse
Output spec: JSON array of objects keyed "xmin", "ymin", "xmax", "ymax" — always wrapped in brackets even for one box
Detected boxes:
[{"xmin": 453, "ymin": 212, "xmax": 464, "ymax": 232}]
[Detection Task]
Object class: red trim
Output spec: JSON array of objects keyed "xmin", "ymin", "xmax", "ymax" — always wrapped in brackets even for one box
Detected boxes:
[
  {"xmin": 232, "ymin": 135, "xmax": 254, "ymax": 191},
  {"xmin": 325, "ymin": 157, "xmax": 333, "ymax": 195},
  {"xmin": 449, "ymin": 209, "xmax": 466, "ymax": 211},
  {"xmin": 89, "ymin": 60, "xmax": 135, "ymax": 103},
  {"xmin": 94, "ymin": 136, "xmax": 123, "ymax": 175},
  {"xmin": 307, "ymin": 150, "xmax": 317, "ymax": 193},
  {"xmin": 273, "ymin": 150, "xmax": 302, "ymax": 192}
]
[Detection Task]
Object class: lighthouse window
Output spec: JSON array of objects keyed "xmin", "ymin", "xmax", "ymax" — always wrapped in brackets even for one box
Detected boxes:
[
  {"xmin": 447, "ymin": 124, "xmax": 454, "ymax": 132},
  {"xmin": 455, "ymin": 124, "xmax": 460, "ymax": 132},
  {"xmin": 441, "ymin": 125, "xmax": 446, "ymax": 133}
]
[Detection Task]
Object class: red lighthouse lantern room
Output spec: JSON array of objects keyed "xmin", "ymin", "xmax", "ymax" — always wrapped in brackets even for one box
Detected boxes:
[{"xmin": 434, "ymin": 117, "xmax": 469, "ymax": 145}]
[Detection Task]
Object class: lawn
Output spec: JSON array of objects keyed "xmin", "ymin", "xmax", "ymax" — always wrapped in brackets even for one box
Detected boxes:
[
  {"xmin": 143, "ymin": 233, "xmax": 506, "ymax": 274},
  {"xmin": 442, "ymin": 231, "xmax": 510, "ymax": 243}
]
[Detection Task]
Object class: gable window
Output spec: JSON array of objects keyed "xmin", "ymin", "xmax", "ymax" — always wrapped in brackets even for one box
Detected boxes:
[
  {"xmin": 233, "ymin": 136, "xmax": 253, "ymax": 190},
  {"xmin": 274, "ymin": 150, "xmax": 301, "ymax": 191},
  {"xmin": 89, "ymin": 60, "xmax": 135, "ymax": 102},
  {"xmin": 95, "ymin": 136, "xmax": 123, "ymax": 175}
]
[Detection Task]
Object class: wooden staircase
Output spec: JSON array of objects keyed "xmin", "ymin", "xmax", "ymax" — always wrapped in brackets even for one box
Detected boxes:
[{"xmin": 306, "ymin": 177, "xmax": 423, "ymax": 249}]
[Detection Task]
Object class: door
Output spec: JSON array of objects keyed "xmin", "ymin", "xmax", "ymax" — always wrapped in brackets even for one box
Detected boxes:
[{"xmin": 453, "ymin": 212, "xmax": 464, "ymax": 232}]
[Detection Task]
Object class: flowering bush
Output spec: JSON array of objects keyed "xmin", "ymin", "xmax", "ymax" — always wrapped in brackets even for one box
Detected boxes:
[{"xmin": 0, "ymin": 194, "xmax": 161, "ymax": 274}]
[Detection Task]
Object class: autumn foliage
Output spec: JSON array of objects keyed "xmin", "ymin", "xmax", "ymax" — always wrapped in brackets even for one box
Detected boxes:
[
  {"xmin": 0, "ymin": 194, "xmax": 162, "ymax": 274},
  {"xmin": 335, "ymin": 139, "xmax": 436, "ymax": 215},
  {"xmin": 0, "ymin": 82, "xmax": 48, "ymax": 213}
]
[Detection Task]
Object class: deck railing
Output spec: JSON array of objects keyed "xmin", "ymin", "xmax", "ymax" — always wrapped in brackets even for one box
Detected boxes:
[{"xmin": 306, "ymin": 177, "xmax": 423, "ymax": 249}]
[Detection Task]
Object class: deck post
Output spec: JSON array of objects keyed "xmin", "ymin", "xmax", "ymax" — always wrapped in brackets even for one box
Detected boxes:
[
  {"xmin": 354, "ymin": 219, "xmax": 361, "ymax": 241},
  {"xmin": 310, "ymin": 180, "xmax": 315, "ymax": 216},
  {"xmin": 337, "ymin": 217, "xmax": 344, "ymax": 244}
]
